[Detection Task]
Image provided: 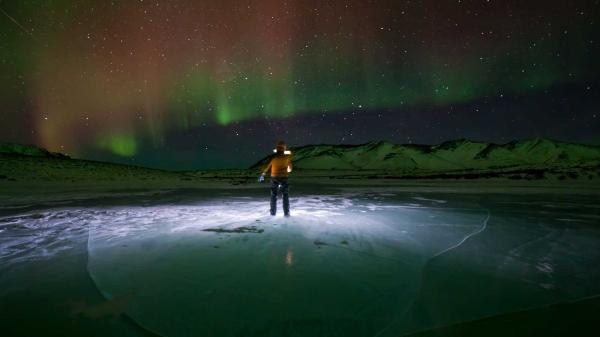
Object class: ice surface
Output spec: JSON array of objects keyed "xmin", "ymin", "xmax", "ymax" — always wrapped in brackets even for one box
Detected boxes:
[
  {"xmin": 1, "ymin": 190, "xmax": 598, "ymax": 336},
  {"xmin": 79, "ymin": 192, "xmax": 600, "ymax": 337},
  {"xmin": 0, "ymin": 210, "xmax": 93, "ymax": 266}
]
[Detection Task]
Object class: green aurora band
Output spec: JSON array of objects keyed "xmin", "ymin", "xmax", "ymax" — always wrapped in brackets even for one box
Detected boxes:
[{"xmin": 0, "ymin": 0, "xmax": 597, "ymax": 158}]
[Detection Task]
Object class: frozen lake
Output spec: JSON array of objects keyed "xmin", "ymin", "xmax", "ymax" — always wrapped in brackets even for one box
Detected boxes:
[{"xmin": 1, "ymin": 188, "xmax": 599, "ymax": 336}]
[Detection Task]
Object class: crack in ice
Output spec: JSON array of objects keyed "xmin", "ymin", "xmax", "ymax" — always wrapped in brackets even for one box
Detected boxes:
[
  {"xmin": 431, "ymin": 208, "xmax": 490, "ymax": 259},
  {"xmin": 372, "ymin": 207, "xmax": 491, "ymax": 337}
]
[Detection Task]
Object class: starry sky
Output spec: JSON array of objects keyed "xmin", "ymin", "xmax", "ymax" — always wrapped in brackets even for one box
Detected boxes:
[{"xmin": 1, "ymin": 0, "xmax": 599, "ymax": 169}]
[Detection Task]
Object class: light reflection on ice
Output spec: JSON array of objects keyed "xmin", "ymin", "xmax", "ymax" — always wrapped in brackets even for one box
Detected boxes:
[
  {"xmin": 0, "ymin": 210, "xmax": 92, "ymax": 265},
  {"xmin": 412, "ymin": 196, "xmax": 447, "ymax": 204},
  {"xmin": 82, "ymin": 194, "xmax": 600, "ymax": 337},
  {"xmin": 2, "ymin": 192, "xmax": 600, "ymax": 337}
]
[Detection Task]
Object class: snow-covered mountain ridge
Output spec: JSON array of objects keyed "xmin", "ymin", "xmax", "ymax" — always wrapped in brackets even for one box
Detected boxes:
[
  {"xmin": 251, "ymin": 138, "xmax": 600, "ymax": 173},
  {"xmin": 0, "ymin": 143, "xmax": 69, "ymax": 159},
  {"xmin": 1, "ymin": 139, "xmax": 598, "ymax": 182}
]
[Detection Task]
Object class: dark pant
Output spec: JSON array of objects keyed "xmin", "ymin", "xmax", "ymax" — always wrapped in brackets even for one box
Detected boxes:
[{"xmin": 270, "ymin": 177, "xmax": 290, "ymax": 215}]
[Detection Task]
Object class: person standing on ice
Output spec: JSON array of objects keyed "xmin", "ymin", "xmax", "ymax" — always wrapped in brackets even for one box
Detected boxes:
[{"xmin": 259, "ymin": 140, "xmax": 293, "ymax": 217}]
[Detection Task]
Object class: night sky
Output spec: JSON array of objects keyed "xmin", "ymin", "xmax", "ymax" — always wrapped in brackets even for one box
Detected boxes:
[{"xmin": 1, "ymin": 0, "xmax": 599, "ymax": 169}]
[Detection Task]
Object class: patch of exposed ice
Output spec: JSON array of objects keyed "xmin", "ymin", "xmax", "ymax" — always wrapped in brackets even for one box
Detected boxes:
[{"xmin": 412, "ymin": 196, "xmax": 447, "ymax": 204}]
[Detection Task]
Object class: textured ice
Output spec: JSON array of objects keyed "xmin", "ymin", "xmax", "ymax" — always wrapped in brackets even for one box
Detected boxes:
[
  {"xmin": 1, "ymin": 191, "xmax": 598, "ymax": 336},
  {"xmin": 79, "ymin": 192, "xmax": 600, "ymax": 337}
]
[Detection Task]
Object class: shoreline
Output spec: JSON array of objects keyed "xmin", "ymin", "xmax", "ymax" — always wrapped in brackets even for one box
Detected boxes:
[{"xmin": 2, "ymin": 178, "xmax": 599, "ymax": 210}]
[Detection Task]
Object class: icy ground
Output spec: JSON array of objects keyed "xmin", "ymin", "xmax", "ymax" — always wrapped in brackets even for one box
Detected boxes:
[{"xmin": 1, "ymin": 188, "xmax": 600, "ymax": 336}]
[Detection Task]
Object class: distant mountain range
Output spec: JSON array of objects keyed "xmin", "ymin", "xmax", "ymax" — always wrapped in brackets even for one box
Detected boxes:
[
  {"xmin": 1, "ymin": 139, "xmax": 599, "ymax": 182},
  {"xmin": 0, "ymin": 143, "xmax": 69, "ymax": 159},
  {"xmin": 251, "ymin": 138, "xmax": 600, "ymax": 178}
]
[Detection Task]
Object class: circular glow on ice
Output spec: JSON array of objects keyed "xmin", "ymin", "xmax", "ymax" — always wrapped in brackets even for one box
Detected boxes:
[{"xmin": 81, "ymin": 193, "xmax": 600, "ymax": 337}]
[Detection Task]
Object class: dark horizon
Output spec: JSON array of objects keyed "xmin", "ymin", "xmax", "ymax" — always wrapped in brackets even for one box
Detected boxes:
[
  {"xmin": 4, "ymin": 120, "xmax": 599, "ymax": 173},
  {"xmin": 4, "ymin": 81, "xmax": 598, "ymax": 170}
]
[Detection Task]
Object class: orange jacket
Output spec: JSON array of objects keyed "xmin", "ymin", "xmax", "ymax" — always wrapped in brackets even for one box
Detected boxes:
[{"xmin": 262, "ymin": 153, "xmax": 293, "ymax": 177}]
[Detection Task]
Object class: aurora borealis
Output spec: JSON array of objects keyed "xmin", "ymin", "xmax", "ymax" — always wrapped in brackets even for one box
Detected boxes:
[{"xmin": 1, "ymin": 0, "xmax": 599, "ymax": 169}]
